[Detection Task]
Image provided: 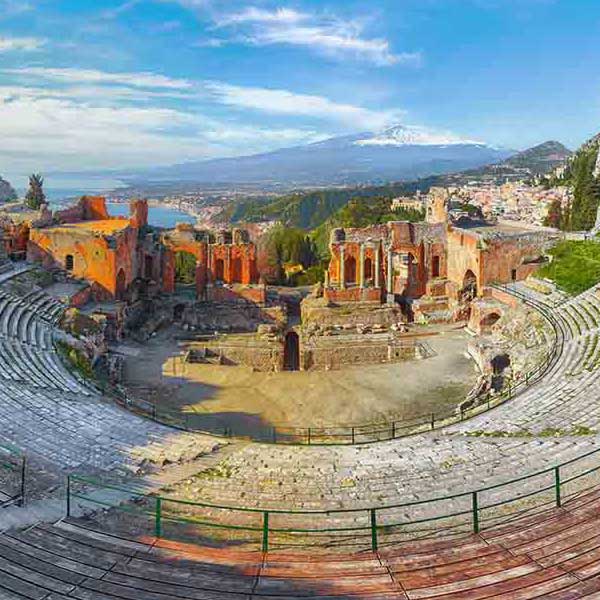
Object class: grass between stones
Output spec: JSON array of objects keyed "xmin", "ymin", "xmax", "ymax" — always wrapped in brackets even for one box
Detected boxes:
[
  {"xmin": 538, "ymin": 240, "xmax": 600, "ymax": 295},
  {"xmin": 465, "ymin": 425, "xmax": 596, "ymax": 438}
]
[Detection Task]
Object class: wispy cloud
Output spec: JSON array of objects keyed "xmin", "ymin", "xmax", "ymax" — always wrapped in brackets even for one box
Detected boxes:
[
  {"xmin": 204, "ymin": 82, "xmax": 402, "ymax": 130},
  {"xmin": 0, "ymin": 82, "xmax": 326, "ymax": 172},
  {"xmin": 4, "ymin": 67, "xmax": 193, "ymax": 89},
  {"xmin": 212, "ymin": 6, "xmax": 418, "ymax": 67},
  {"xmin": 99, "ymin": 0, "xmax": 143, "ymax": 20},
  {"xmin": 0, "ymin": 0, "xmax": 33, "ymax": 17},
  {"xmin": 215, "ymin": 7, "xmax": 309, "ymax": 26},
  {"xmin": 0, "ymin": 36, "xmax": 44, "ymax": 52}
]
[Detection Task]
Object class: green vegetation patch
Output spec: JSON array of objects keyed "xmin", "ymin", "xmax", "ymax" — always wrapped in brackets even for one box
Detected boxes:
[
  {"xmin": 537, "ymin": 241, "xmax": 600, "ymax": 295},
  {"xmin": 56, "ymin": 341, "xmax": 95, "ymax": 380}
]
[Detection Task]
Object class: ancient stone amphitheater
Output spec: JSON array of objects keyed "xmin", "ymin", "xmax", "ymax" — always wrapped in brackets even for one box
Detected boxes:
[{"xmin": 2, "ymin": 265, "xmax": 600, "ymax": 598}]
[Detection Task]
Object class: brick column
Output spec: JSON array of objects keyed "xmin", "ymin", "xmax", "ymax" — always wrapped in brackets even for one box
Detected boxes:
[
  {"xmin": 374, "ymin": 244, "xmax": 381, "ymax": 288},
  {"xmin": 359, "ymin": 244, "xmax": 365, "ymax": 288},
  {"xmin": 339, "ymin": 245, "xmax": 345, "ymax": 289}
]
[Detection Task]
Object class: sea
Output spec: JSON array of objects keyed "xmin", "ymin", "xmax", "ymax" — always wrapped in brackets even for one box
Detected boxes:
[{"xmin": 12, "ymin": 175, "xmax": 196, "ymax": 229}]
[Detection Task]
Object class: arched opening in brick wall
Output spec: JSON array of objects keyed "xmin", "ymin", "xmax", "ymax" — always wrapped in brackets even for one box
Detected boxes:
[
  {"xmin": 144, "ymin": 255, "xmax": 154, "ymax": 280},
  {"xmin": 116, "ymin": 268, "xmax": 127, "ymax": 301},
  {"xmin": 214, "ymin": 258, "xmax": 225, "ymax": 283},
  {"xmin": 231, "ymin": 256, "xmax": 242, "ymax": 284},
  {"xmin": 364, "ymin": 257, "xmax": 373, "ymax": 282},
  {"xmin": 65, "ymin": 254, "xmax": 74, "ymax": 272},
  {"xmin": 461, "ymin": 269, "xmax": 478, "ymax": 302},
  {"xmin": 432, "ymin": 255, "xmax": 440, "ymax": 278},
  {"xmin": 284, "ymin": 331, "xmax": 300, "ymax": 371},
  {"xmin": 344, "ymin": 255, "xmax": 357, "ymax": 286}
]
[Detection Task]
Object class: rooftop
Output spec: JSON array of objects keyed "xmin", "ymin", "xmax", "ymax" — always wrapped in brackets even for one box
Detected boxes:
[{"xmin": 42, "ymin": 219, "xmax": 131, "ymax": 235}]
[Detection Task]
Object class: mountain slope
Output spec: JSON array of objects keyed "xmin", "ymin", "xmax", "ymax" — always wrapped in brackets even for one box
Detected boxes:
[
  {"xmin": 504, "ymin": 140, "xmax": 572, "ymax": 174},
  {"xmin": 223, "ymin": 140, "xmax": 570, "ymax": 229},
  {"xmin": 124, "ymin": 125, "xmax": 512, "ymax": 187}
]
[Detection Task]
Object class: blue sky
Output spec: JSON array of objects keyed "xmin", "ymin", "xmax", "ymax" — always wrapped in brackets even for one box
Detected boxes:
[{"xmin": 0, "ymin": 0, "xmax": 599, "ymax": 180}]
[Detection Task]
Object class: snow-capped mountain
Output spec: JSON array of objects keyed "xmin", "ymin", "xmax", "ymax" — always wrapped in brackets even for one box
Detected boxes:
[
  {"xmin": 354, "ymin": 125, "xmax": 485, "ymax": 147},
  {"xmin": 120, "ymin": 124, "xmax": 513, "ymax": 187}
]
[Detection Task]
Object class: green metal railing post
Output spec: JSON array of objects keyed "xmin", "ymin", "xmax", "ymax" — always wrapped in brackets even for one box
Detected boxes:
[
  {"xmin": 307, "ymin": 428, "xmax": 311, "ymax": 445},
  {"xmin": 472, "ymin": 491, "xmax": 480, "ymax": 534},
  {"xmin": 155, "ymin": 497, "xmax": 162, "ymax": 538},
  {"xmin": 431, "ymin": 413, "xmax": 435, "ymax": 430},
  {"xmin": 554, "ymin": 466, "xmax": 561, "ymax": 507},
  {"xmin": 262, "ymin": 511, "xmax": 270, "ymax": 553},
  {"xmin": 20, "ymin": 456, "xmax": 26, "ymax": 507},
  {"xmin": 272, "ymin": 427, "xmax": 277, "ymax": 444},
  {"xmin": 66, "ymin": 475, "xmax": 71, "ymax": 517},
  {"xmin": 370, "ymin": 509, "xmax": 378, "ymax": 552},
  {"xmin": 391, "ymin": 421, "xmax": 396, "ymax": 439},
  {"xmin": 351, "ymin": 427, "xmax": 355, "ymax": 444}
]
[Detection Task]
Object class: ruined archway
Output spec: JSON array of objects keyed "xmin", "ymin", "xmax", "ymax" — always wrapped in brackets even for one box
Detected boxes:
[
  {"xmin": 364, "ymin": 257, "xmax": 373, "ymax": 282},
  {"xmin": 144, "ymin": 255, "xmax": 154, "ymax": 280},
  {"xmin": 215, "ymin": 258, "xmax": 225, "ymax": 283},
  {"xmin": 116, "ymin": 268, "xmax": 127, "ymax": 301},
  {"xmin": 284, "ymin": 331, "xmax": 300, "ymax": 371},
  {"xmin": 231, "ymin": 256, "xmax": 242, "ymax": 284},
  {"xmin": 432, "ymin": 255, "xmax": 440, "ymax": 278},
  {"xmin": 344, "ymin": 255, "xmax": 357, "ymax": 286},
  {"xmin": 462, "ymin": 269, "xmax": 478, "ymax": 301}
]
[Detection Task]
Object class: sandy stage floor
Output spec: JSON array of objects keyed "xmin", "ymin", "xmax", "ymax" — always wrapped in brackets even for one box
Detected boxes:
[{"xmin": 122, "ymin": 325, "xmax": 479, "ymax": 437}]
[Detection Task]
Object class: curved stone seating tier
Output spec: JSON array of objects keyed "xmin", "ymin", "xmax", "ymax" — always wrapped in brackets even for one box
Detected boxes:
[
  {"xmin": 0, "ymin": 286, "xmax": 97, "ymax": 398},
  {"xmin": 113, "ymin": 282, "xmax": 600, "ymax": 525},
  {"xmin": 5, "ymin": 487, "xmax": 600, "ymax": 599},
  {"xmin": 0, "ymin": 339, "xmax": 91, "ymax": 396},
  {"xmin": 0, "ymin": 380, "xmax": 177, "ymax": 473}
]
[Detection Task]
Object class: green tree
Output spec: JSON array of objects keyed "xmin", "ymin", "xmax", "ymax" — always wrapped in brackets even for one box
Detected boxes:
[
  {"xmin": 544, "ymin": 198, "xmax": 563, "ymax": 228},
  {"xmin": 174, "ymin": 251, "xmax": 196, "ymax": 284},
  {"xmin": 262, "ymin": 225, "xmax": 319, "ymax": 285},
  {"xmin": 25, "ymin": 173, "xmax": 46, "ymax": 210}
]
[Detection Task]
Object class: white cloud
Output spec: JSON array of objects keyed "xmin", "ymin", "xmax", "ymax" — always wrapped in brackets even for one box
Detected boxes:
[
  {"xmin": 215, "ymin": 7, "xmax": 309, "ymax": 26},
  {"xmin": 0, "ymin": 36, "xmax": 44, "ymax": 52},
  {"xmin": 204, "ymin": 82, "xmax": 403, "ymax": 130},
  {"xmin": 0, "ymin": 85, "xmax": 325, "ymax": 172},
  {"xmin": 213, "ymin": 6, "xmax": 416, "ymax": 66},
  {"xmin": 4, "ymin": 67, "xmax": 193, "ymax": 89}
]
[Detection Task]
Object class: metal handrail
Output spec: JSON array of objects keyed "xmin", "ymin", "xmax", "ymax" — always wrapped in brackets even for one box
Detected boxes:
[
  {"xmin": 114, "ymin": 284, "xmax": 564, "ymax": 445},
  {"xmin": 0, "ymin": 444, "xmax": 26, "ymax": 508},
  {"xmin": 68, "ymin": 439, "xmax": 600, "ymax": 552}
]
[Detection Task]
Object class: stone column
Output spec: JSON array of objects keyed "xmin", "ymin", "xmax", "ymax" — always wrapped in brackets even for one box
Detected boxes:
[
  {"xmin": 206, "ymin": 245, "xmax": 213, "ymax": 284},
  {"xmin": 374, "ymin": 244, "xmax": 381, "ymax": 288},
  {"xmin": 324, "ymin": 269, "xmax": 330, "ymax": 287},
  {"xmin": 359, "ymin": 244, "xmax": 365, "ymax": 288},
  {"xmin": 339, "ymin": 245, "xmax": 345, "ymax": 289},
  {"xmin": 386, "ymin": 248, "xmax": 394, "ymax": 304}
]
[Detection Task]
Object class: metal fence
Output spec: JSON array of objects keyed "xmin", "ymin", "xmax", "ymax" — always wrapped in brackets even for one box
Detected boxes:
[
  {"xmin": 114, "ymin": 286, "xmax": 564, "ymax": 445},
  {"xmin": 0, "ymin": 444, "xmax": 26, "ymax": 508},
  {"xmin": 67, "ymin": 441, "xmax": 600, "ymax": 552}
]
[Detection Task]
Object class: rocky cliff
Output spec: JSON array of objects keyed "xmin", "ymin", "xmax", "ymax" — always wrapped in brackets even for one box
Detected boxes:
[{"xmin": 0, "ymin": 176, "xmax": 17, "ymax": 203}]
